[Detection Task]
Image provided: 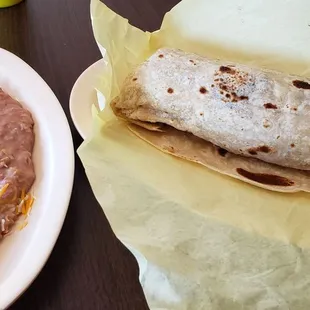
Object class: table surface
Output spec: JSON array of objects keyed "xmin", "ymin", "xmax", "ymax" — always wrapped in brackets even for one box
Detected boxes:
[{"xmin": 0, "ymin": 0, "xmax": 179, "ymax": 309}]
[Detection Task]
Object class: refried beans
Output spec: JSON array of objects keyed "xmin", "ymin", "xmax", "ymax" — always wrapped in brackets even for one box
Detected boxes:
[{"xmin": 0, "ymin": 89, "xmax": 35, "ymax": 238}]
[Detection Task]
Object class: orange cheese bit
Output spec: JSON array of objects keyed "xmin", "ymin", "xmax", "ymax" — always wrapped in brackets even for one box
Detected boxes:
[
  {"xmin": 25, "ymin": 196, "xmax": 34, "ymax": 215},
  {"xmin": 20, "ymin": 194, "xmax": 28, "ymax": 215},
  {"xmin": 0, "ymin": 183, "xmax": 9, "ymax": 198},
  {"xmin": 21, "ymin": 201, "xmax": 27, "ymax": 215},
  {"xmin": 21, "ymin": 195, "xmax": 34, "ymax": 216},
  {"xmin": 18, "ymin": 221, "xmax": 28, "ymax": 231},
  {"xmin": 21, "ymin": 189, "xmax": 25, "ymax": 200}
]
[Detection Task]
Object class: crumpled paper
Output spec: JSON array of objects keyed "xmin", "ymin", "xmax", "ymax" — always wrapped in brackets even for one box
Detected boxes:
[{"xmin": 78, "ymin": 0, "xmax": 310, "ymax": 308}]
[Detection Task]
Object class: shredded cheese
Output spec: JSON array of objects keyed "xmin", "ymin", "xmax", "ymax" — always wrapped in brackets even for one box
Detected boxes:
[
  {"xmin": 1, "ymin": 184, "xmax": 35, "ymax": 234},
  {"xmin": 21, "ymin": 194, "xmax": 34, "ymax": 216},
  {"xmin": 13, "ymin": 190, "xmax": 35, "ymax": 218},
  {"xmin": 0, "ymin": 183, "xmax": 9, "ymax": 198},
  {"xmin": 21, "ymin": 188, "xmax": 25, "ymax": 200},
  {"xmin": 25, "ymin": 196, "xmax": 34, "ymax": 215},
  {"xmin": 21, "ymin": 201, "xmax": 27, "ymax": 215},
  {"xmin": 1, "ymin": 219, "xmax": 5, "ymax": 232},
  {"xmin": 18, "ymin": 221, "xmax": 28, "ymax": 231},
  {"xmin": 17, "ymin": 200, "xmax": 24, "ymax": 214}
]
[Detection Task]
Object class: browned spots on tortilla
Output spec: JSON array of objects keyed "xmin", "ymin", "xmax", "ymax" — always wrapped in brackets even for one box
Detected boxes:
[
  {"xmin": 225, "ymin": 94, "xmax": 231, "ymax": 98},
  {"xmin": 236, "ymin": 168, "xmax": 294, "ymax": 186},
  {"xmin": 219, "ymin": 66, "xmax": 236, "ymax": 74},
  {"xmin": 248, "ymin": 149, "xmax": 258, "ymax": 155},
  {"xmin": 291, "ymin": 143, "xmax": 295, "ymax": 148},
  {"xmin": 258, "ymin": 145, "xmax": 272, "ymax": 153},
  {"xmin": 166, "ymin": 146, "xmax": 175, "ymax": 153},
  {"xmin": 218, "ymin": 148, "xmax": 228, "ymax": 157},
  {"xmin": 277, "ymin": 135, "xmax": 280, "ymax": 139},
  {"xmin": 200, "ymin": 87, "xmax": 208, "ymax": 94},
  {"xmin": 214, "ymin": 66, "xmax": 252, "ymax": 103},
  {"xmin": 292, "ymin": 80, "xmax": 310, "ymax": 89},
  {"xmin": 132, "ymin": 78, "xmax": 138, "ymax": 81},
  {"xmin": 211, "ymin": 84, "xmax": 215, "ymax": 87},
  {"xmin": 158, "ymin": 54, "xmax": 164, "ymax": 58},
  {"xmin": 200, "ymin": 112, "xmax": 204, "ymax": 116},
  {"xmin": 230, "ymin": 92, "xmax": 248, "ymax": 102},
  {"xmin": 189, "ymin": 60, "xmax": 196, "ymax": 65},
  {"xmin": 219, "ymin": 84, "xmax": 228, "ymax": 91},
  {"xmin": 264, "ymin": 103, "xmax": 277, "ymax": 109},
  {"xmin": 167, "ymin": 88, "xmax": 174, "ymax": 94},
  {"xmin": 248, "ymin": 145, "xmax": 272, "ymax": 155},
  {"xmin": 291, "ymin": 107, "xmax": 298, "ymax": 111}
]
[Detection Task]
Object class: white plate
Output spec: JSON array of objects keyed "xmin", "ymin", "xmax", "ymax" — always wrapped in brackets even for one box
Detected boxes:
[
  {"xmin": 0, "ymin": 48, "xmax": 74, "ymax": 309},
  {"xmin": 70, "ymin": 59, "xmax": 106, "ymax": 139}
]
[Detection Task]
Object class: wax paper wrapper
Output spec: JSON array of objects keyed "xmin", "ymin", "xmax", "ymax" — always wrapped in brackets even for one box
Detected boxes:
[{"xmin": 78, "ymin": 0, "xmax": 310, "ymax": 308}]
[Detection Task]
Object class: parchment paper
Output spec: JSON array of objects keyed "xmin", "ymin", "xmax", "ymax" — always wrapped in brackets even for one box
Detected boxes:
[{"xmin": 79, "ymin": 0, "xmax": 310, "ymax": 308}]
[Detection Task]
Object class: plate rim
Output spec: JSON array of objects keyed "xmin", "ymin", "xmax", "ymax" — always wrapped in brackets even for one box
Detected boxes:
[{"xmin": 69, "ymin": 58, "xmax": 105, "ymax": 139}]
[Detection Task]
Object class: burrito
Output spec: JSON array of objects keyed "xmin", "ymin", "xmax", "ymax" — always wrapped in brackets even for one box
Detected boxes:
[{"xmin": 111, "ymin": 48, "xmax": 310, "ymax": 192}]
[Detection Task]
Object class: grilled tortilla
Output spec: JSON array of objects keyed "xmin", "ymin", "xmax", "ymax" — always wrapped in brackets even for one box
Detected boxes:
[
  {"xmin": 127, "ymin": 124, "xmax": 310, "ymax": 193},
  {"xmin": 111, "ymin": 48, "xmax": 310, "ymax": 192}
]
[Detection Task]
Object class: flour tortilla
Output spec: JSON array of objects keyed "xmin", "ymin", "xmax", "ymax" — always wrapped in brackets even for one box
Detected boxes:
[
  {"xmin": 126, "ymin": 123, "xmax": 310, "ymax": 193},
  {"xmin": 111, "ymin": 48, "xmax": 310, "ymax": 171},
  {"xmin": 111, "ymin": 47, "xmax": 310, "ymax": 192}
]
